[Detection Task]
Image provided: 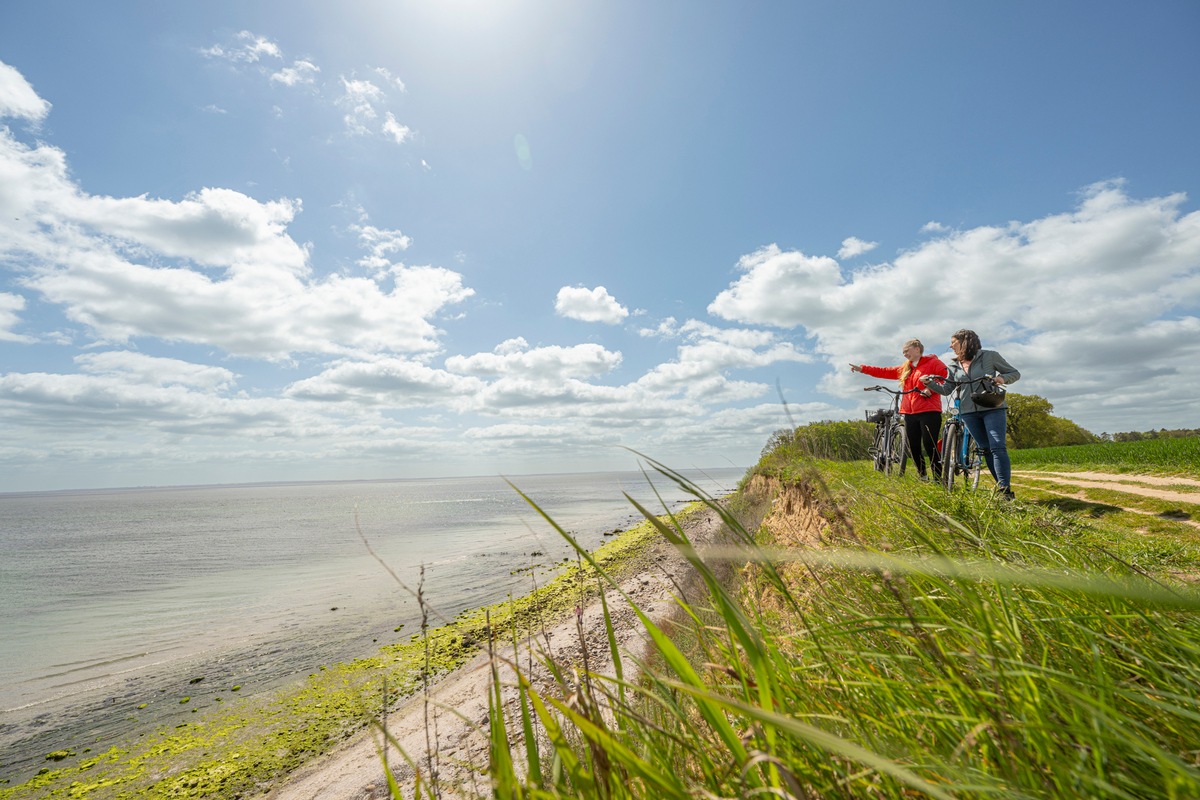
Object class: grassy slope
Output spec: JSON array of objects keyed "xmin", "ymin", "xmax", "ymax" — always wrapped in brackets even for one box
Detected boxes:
[{"xmin": 476, "ymin": 443, "xmax": 1200, "ymax": 799}]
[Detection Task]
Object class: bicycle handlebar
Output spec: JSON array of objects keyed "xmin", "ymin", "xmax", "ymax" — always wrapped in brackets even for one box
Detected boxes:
[
  {"xmin": 921, "ymin": 375, "xmax": 1003, "ymax": 399},
  {"xmin": 922, "ymin": 375, "xmax": 998, "ymax": 387},
  {"xmin": 862, "ymin": 385, "xmax": 921, "ymax": 395}
]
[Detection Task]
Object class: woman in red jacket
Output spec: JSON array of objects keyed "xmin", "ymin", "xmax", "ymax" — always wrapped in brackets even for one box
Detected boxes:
[{"xmin": 851, "ymin": 338, "xmax": 949, "ymax": 480}]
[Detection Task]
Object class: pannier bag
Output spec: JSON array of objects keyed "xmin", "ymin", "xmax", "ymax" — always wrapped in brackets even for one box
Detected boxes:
[{"xmin": 971, "ymin": 376, "xmax": 1006, "ymax": 408}]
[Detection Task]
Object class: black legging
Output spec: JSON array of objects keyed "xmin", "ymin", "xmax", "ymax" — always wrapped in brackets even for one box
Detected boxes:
[{"xmin": 904, "ymin": 411, "xmax": 943, "ymax": 478}]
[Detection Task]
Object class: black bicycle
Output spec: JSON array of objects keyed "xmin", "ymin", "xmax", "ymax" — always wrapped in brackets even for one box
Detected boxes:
[{"xmin": 863, "ymin": 385, "xmax": 920, "ymax": 476}]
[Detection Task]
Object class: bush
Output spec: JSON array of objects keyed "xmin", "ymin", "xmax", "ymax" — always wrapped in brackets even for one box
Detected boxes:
[{"xmin": 758, "ymin": 420, "xmax": 873, "ymax": 471}]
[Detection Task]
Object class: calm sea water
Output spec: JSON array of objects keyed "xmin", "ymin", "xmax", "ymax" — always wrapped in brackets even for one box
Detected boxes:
[{"xmin": 0, "ymin": 468, "xmax": 743, "ymax": 781}]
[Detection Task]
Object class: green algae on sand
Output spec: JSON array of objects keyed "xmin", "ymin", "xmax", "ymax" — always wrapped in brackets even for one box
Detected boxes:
[{"xmin": 0, "ymin": 507, "xmax": 682, "ymax": 799}]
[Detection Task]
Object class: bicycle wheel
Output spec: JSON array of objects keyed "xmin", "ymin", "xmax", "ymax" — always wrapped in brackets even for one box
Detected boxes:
[
  {"xmin": 870, "ymin": 426, "xmax": 885, "ymax": 471},
  {"xmin": 965, "ymin": 437, "xmax": 983, "ymax": 489},
  {"xmin": 941, "ymin": 425, "xmax": 959, "ymax": 491},
  {"xmin": 885, "ymin": 424, "xmax": 908, "ymax": 476}
]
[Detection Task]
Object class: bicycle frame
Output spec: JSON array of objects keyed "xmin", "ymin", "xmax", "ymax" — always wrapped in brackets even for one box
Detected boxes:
[
  {"xmin": 938, "ymin": 392, "xmax": 983, "ymax": 491},
  {"xmin": 863, "ymin": 385, "xmax": 920, "ymax": 477}
]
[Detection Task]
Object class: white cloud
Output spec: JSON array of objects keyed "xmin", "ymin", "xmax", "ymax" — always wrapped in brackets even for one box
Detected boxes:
[
  {"xmin": 284, "ymin": 357, "xmax": 484, "ymax": 406},
  {"xmin": 198, "ymin": 43, "xmax": 408, "ymax": 147},
  {"xmin": 353, "ymin": 224, "xmax": 413, "ymax": 272},
  {"xmin": 25, "ymin": 258, "xmax": 476, "ymax": 359},
  {"xmin": 634, "ymin": 321, "xmax": 809, "ymax": 401},
  {"xmin": 461, "ymin": 421, "xmax": 621, "ymax": 449},
  {"xmin": 837, "ymin": 236, "xmax": 878, "ymax": 259},
  {"xmin": 637, "ymin": 316, "xmax": 679, "ymax": 338},
  {"xmin": 0, "ymin": 292, "xmax": 33, "ymax": 342},
  {"xmin": 202, "ymin": 31, "xmax": 282, "ymax": 64},
  {"xmin": 0, "ymin": 369, "xmax": 286, "ymax": 433},
  {"xmin": 0, "ymin": 115, "xmax": 472, "ymax": 358},
  {"xmin": 0, "ymin": 59, "xmax": 802, "ymax": 488},
  {"xmin": 76, "ymin": 351, "xmax": 238, "ymax": 391},
  {"xmin": 337, "ymin": 76, "xmax": 386, "ymax": 136},
  {"xmin": 382, "ymin": 113, "xmax": 412, "ymax": 145},
  {"xmin": 5, "ymin": 46, "xmax": 1196, "ymax": 489},
  {"xmin": 710, "ymin": 182, "xmax": 1200, "ymax": 432},
  {"xmin": 373, "ymin": 66, "xmax": 407, "ymax": 92},
  {"xmin": 448, "ymin": 340, "xmax": 627, "ymax": 413},
  {"xmin": 0, "ymin": 60, "xmax": 51, "ymax": 122},
  {"xmin": 447, "ymin": 322, "xmax": 809, "ymax": 420},
  {"xmin": 446, "ymin": 340, "xmax": 622, "ymax": 380},
  {"xmin": 554, "ymin": 285, "xmax": 629, "ymax": 324},
  {"xmin": 494, "ymin": 336, "xmax": 528, "ymax": 355},
  {"xmin": 270, "ymin": 60, "xmax": 320, "ymax": 87},
  {"xmin": 74, "ymin": 187, "xmax": 309, "ymax": 274},
  {"xmin": 707, "ymin": 245, "xmax": 847, "ymax": 328}
]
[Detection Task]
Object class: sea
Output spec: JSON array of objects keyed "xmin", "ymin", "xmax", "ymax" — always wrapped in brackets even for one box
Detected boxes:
[{"xmin": 0, "ymin": 467, "xmax": 744, "ymax": 783}]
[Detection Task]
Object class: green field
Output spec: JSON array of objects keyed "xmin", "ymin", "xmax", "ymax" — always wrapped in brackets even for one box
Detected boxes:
[{"xmin": 1011, "ymin": 435, "xmax": 1200, "ymax": 477}]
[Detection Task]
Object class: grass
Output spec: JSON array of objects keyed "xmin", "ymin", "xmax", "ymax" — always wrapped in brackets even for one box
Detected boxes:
[
  {"xmin": 1011, "ymin": 436, "xmax": 1200, "ymax": 478},
  {"xmin": 450, "ymin": 449, "xmax": 1200, "ymax": 798},
  {"xmin": 12, "ymin": 435, "xmax": 1200, "ymax": 798},
  {"xmin": 1016, "ymin": 477, "xmax": 1200, "ymax": 518}
]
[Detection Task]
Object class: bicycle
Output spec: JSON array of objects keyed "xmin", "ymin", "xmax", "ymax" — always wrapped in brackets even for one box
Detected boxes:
[
  {"xmin": 863, "ymin": 385, "xmax": 921, "ymax": 476},
  {"xmin": 931, "ymin": 381, "xmax": 984, "ymax": 491}
]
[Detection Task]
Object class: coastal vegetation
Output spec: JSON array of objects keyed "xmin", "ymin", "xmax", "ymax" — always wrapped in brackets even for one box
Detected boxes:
[
  {"xmin": 760, "ymin": 393, "xmax": 1200, "ymax": 459},
  {"xmin": 6, "ymin": 431, "xmax": 1200, "ymax": 798},
  {"xmin": 0, "ymin": 512, "xmax": 675, "ymax": 799},
  {"xmin": 462, "ymin": 435, "xmax": 1200, "ymax": 799}
]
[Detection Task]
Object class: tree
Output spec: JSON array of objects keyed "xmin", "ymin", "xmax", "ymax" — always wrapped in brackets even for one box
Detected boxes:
[
  {"xmin": 1005, "ymin": 393, "xmax": 1055, "ymax": 449},
  {"xmin": 1043, "ymin": 416, "xmax": 1100, "ymax": 447},
  {"xmin": 1004, "ymin": 393, "xmax": 1100, "ymax": 449}
]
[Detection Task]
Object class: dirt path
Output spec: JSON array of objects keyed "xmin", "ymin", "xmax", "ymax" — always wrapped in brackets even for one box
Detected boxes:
[
  {"xmin": 1012, "ymin": 470, "xmax": 1200, "ymax": 506},
  {"xmin": 260, "ymin": 505, "xmax": 726, "ymax": 800}
]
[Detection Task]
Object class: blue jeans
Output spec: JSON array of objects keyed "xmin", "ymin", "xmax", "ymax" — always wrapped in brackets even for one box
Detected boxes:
[{"xmin": 961, "ymin": 407, "xmax": 1011, "ymax": 489}]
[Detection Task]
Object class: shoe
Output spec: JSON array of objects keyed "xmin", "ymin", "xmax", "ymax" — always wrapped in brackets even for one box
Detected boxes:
[
  {"xmin": 997, "ymin": 487, "xmax": 1015, "ymax": 501},
  {"xmin": 917, "ymin": 474, "xmax": 930, "ymax": 482}
]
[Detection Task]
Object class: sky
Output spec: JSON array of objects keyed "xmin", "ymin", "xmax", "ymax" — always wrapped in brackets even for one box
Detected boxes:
[{"xmin": 1, "ymin": 1, "xmax": 1198, "ymax": 492}]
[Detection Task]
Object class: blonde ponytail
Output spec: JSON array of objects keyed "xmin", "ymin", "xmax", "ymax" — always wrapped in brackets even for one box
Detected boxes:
[{"xmin": 899, "ymin": 338, "xmax": 923, "ymax": 386}]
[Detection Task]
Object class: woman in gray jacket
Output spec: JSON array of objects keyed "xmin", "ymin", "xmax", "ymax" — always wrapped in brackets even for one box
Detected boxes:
[{"xmin": 923, "ymin": 329, "xmax": 1020, "ymax": 500}]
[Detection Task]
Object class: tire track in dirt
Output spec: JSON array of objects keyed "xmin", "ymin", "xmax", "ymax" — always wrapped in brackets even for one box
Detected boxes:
[
  {"xmin": 1012, "ymin": 470, "xmax": 1200, "ymax": 530},
  {"xmin": 1013, "ymin": 471, "xmax": 1200, "ymax": 506}
]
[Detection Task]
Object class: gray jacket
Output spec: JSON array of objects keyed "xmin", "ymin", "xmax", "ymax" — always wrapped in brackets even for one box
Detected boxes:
[{"xmin": 928, "ymin": 349, "xmax": 1020, "ymax": 414}]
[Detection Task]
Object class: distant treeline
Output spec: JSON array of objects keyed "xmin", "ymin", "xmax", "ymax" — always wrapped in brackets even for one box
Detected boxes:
[{"xmin": 1101, "ymin": 428, "xmax": 1200, "ymax": 442}]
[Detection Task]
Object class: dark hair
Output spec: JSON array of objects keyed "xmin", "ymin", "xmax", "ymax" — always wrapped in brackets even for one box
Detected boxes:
[{"xmin": 952, "ymin": 329, "xmax": 981, "ymax": 361}]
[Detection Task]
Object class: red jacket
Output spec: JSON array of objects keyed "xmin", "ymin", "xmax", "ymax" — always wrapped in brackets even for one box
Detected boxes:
[{"xmin": 860, "ymin": 355, "xmax": 948, "ymax": 414}]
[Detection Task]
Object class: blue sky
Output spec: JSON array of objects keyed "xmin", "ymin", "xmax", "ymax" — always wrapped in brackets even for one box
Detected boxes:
[{"xmin": 1, "ymin": 1, "xmax": 1198, "ymax": 492}]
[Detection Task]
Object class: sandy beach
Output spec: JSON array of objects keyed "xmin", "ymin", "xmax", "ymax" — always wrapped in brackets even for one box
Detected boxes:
[{"xmin": 261, "ymin": 503, "xmax": 729, "ymax": 800}]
